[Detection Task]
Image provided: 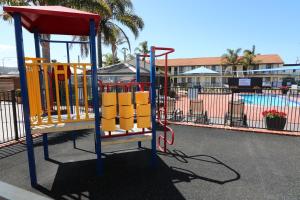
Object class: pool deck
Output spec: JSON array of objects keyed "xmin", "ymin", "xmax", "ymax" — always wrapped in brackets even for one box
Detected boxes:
[{"xmin": 0, "ymin": 125, "xmax": 300, "ymax": 199}]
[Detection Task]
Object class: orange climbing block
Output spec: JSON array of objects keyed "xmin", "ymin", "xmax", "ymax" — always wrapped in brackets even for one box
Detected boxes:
[
  {"xmin": 137, "ymin": 116, "xmax": 151, "ymax": 128},
  {"xmin": 119, "ymin": 105, "xmax": 134, "ymax": 118},
  {"xmin": 118, "ymin": 92, "xmax": 132, "ymax": 105},
  {"xmin": 120, "ymin": 117, "xmax": 134, "ymax": 130},
  {"xmin": 136, "ymin": 104, "xmax": 151, "ymax": 117},
  {"xmin": 102, "ymin": 105, "xmax": 117, "ymax": 119},
  {"xmin": 102, "ymin": 92, "xmax": 117, "ymax": 106},
  {"xmin": 135, "ymin": 91, "xmax": 149, "ymax": 104},
  {"xmin": 102, "ymin": 118, "xmax": 116, "ymax": 131}
]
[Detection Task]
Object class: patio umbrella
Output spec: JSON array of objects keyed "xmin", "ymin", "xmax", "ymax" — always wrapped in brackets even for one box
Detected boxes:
[
  {"xmin": 182, "ymin": 67, "xmax": 219, "ymax": 88},
  {"xmin": 182, "ymin": 67, "xmax": 218, "ymax": 75}
]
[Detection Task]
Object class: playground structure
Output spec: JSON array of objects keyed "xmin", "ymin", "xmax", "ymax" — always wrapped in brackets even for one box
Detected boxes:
[{"xmin": 4, "ymin": 5, "xmax": 175, "ymax": 187}]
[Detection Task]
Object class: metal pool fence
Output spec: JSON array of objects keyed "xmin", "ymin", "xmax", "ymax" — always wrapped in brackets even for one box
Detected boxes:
[
  {"xmin": 0, "ymin": 90, "xmax": 25, "ymax": 145},
  {"xmin": 157, "ymin": 86, "xmax": 300, "ymax": 132},
  {"xmin": 1, "ymin": 87, "xmax": 300, "ymax": 145}
]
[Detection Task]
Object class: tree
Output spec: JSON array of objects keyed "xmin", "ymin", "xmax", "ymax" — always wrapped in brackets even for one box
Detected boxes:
[
  {"xmin": 103, "ymin": 53, "xmax": 120, "ymax": 66},
  {"xmin": 135, "ymin": 41, "xmax": 150, "ymax": 60},
  {"xmin": 0, "ymin": 0, "xmax": 111, "ymax": 63},
  {"xmin": 126, "ymin": 53, "xmax": 135, "ymax": 61},
  {"xmin": 222, "ymin": 48, "xmax": 242, "ymax": 76},
  {"xmin": 107, "ymin": 27, "xmax": 131, "ymax": 64},
  {"xmin": 241, "ymin": 45, "xmax": 259, "ymax": 75},
  {"xmin": 96, "ymin": 0, "xmax": 144, "ymax": 68},
  {"xmin": 134, "ymin": 41, "xmax": 149, "ymax": 68}
]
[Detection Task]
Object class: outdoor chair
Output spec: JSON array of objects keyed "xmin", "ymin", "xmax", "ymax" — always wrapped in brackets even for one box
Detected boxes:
[
  {"xmin": 159, "ymin": 98, "xmax": 183, "ymax": 121},
  {"xmin": 289, "ymin": 84, "xmax": 299, "ymax": 95},
  {"xmin": 189, "ymin": 100, "xmax": 209, "ymax": 124},
  {"xmin": 224, "ymin": 100, "xmax": 247, "ymax": 127}
]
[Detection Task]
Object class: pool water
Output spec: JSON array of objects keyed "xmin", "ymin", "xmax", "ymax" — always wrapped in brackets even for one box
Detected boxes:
[{"xmin": 240, "ymin": 94, "xmax": 300, "ymax": 107}]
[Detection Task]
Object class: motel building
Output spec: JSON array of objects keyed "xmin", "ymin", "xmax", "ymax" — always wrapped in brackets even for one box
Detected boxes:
[{"xmin": 155, "ymin": 54, "xmax": 287, "ymax": 87}]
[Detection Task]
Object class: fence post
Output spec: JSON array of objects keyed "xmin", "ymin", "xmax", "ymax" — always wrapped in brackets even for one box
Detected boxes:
[
  {"xmin": 229, "ymin": 89, "xmax": 234, "ymax": 127},
  {"xmin": 157, "ymin": 85, "xmax": 160, "ymax": 120},
  {"xmin": 11, "ymin": 90, "xmax": 19, "ymax": 140}
]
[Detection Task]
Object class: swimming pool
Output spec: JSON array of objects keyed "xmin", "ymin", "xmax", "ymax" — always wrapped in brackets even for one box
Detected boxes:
[{"xmin": 240, "ymin": 94, "xmax": 300, "ymax": 107}]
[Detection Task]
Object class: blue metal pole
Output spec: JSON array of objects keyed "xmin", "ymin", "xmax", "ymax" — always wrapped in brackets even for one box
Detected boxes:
[
  {"xmin": 66, "ymin": 43, "xmax": 77, "ymax": 149},
  {"xmin": 89, "ymin": 19, "xmax": 102, "ymax": 175},
  {"xmin": 34, "ymin": 32, "xmax": 41, "ymax": 58},
  {"xmin": 34, "ymin": 32, "xmax": 45, "ymax": 110},
  {"xmin": 42, "ymin": 135, "xmax": 49, "ymax": 160},
  {"xmin": 66, "ymin": 43, "xmax": 73, "ymax": 114},
  {"xmin": 14, "ymin": 13, "xmax": 37, "ymax": 186},
  {"xmin": 150, "ymin": 46, "xmax": 157, "ymax": 167},
  {"xmin": 34, "ymin": 32, "xmax": 49, "ymax": 160},
  {"xmin": 136, "ymin": 54, "xmax": 140, "ymax": 82},
  {"xmin": 136, "ymin": 54, "xmax": 142, "ymax": 148}
]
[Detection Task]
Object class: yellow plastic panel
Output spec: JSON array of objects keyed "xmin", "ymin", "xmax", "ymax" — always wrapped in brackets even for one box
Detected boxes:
[
  {"xmin": 135, "ymin": 91, "xmax": 149, "ymax": 105},
  {"xmin": 136, "ymin": 104, "xmax": 150, "ymax": 117},
  {"xmin": 102, "ymin": 92, "xmax": 117, "ymax": 106},
  {"xmin": 119, "ymin": 105, "xmax": 134, "ymax": 118},
  {"xmin": 120, "ymin": 117, "xmax": 134, "ymax": 130},
  {"xmin": 102, "ymin": 118, "xmax": 116, "ymax": 131},
  {"xmin": 137, "ymin": 116, "xmax": 151, "ymax": 128},
  {"xmin": 102, "ymin": 105, "xmax": 117, "ymax": 119},
  {"xmin": 118, "ymin": 92, "xmax": 132, "ymax": 105}
]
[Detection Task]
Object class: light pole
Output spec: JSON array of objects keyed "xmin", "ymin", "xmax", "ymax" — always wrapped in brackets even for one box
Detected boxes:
[{"xmin": 122, "ymin": 47, "xmax": 128, "ymax": 62}]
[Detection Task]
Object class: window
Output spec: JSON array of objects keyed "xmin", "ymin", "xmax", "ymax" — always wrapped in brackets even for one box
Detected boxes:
[
  {"xmin": 174, "ymin": 78, "xmax": 177, "ymax": 84},
  {"xmin": 182, "ymin": 77, "xmax": 186, "ymax": 83},
  {"xmin": 211, "ymin": 65, "xmax": 216, "ymax": 71},
  {"xmin": 179, "ymin": 67, "xmax": 184, "ymax": 74},
  {"xmin": 211, "ymin": 77, "xmax": 216, "ymax": 84},
  {"xmin": 188, "ymin": 77, "xmax": 192, "ymax": 83},
  {"xmin": 266, "ymin": 64, "xmax": 273, "ymax": 74},
  {"xmin": 191, "ymin": 66, "xmax": 196, "ymax": 70},
  {"xmin": 174, "ymin": 67, "xmax": 178, "ymax": 75}
]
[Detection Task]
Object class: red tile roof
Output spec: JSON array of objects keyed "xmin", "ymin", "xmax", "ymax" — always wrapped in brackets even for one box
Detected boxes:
[{"xmin": 156, "ymin": 54, "xmax": 284, "ymax": 67}]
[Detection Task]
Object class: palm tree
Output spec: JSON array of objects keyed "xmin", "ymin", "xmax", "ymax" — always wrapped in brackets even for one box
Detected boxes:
[
  {"xmin": 126, "ymin": 53, "xmax": 135, "ymax": 61},
  {"xmin": 0, "ymin": 0, "xmax": 111, "ymax": 62},
  {"xmin": 135, "ymin": 41, "xmax": 150, "ymax": 60},
  {"xmin": 96, "ymin": 0, "xmax": 144, "ymax": 68},
  {"xmin": 134, "ymin": 41, "xmax": 149, "ymax": 68},
  {"xmin": 103, "ymin": 53, "xmax": 120, "ymax": 66},
  {"xmin": 222, "ymin": 48, "xmax": 242, "ymax": 76},
  {"xmin": 241, "ymin": 45, "xmax": 259, "ymax": 75},
  {"xmin": 106, "ymin": 27, "xmax": 131, "ymax": 64}
]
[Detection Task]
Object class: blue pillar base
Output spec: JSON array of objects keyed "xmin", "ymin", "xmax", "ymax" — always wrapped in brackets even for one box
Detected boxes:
[
  {"xmin": 42, "ymin": 134, "xmax": 49, "ymax": 160},
  {"xmin": 95, "ymin": 133, "xmax": 103, "ymax": 176},
  {"xmin": 72, "ymin": 132, "xmax": 77, "ymax": 148}
]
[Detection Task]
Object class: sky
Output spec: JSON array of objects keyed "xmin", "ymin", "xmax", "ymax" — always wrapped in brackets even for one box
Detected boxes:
[{"xmin": 1, "ymin": 0, "xmax": 300, "ymax": 67}]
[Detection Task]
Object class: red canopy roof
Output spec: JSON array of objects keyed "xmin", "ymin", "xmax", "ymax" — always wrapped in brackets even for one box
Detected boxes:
[{"xmin": 4, "ymin": 6, "xmax": 101, "ymax": 36}]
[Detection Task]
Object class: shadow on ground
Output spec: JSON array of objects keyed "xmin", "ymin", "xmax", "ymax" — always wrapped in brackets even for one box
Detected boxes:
[
  {"xmin": 34, "ymin": 149, "xmax": 240, "ymax": 200},
  {"xmin": 0, "ymin": 130, "xmax": 91, "ymax": 159}
]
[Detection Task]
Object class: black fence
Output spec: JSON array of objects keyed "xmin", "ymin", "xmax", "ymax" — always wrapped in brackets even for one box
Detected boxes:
[
  {"xmin": 0, "ymin": 90, "xmax": 25, "ymax": 145},
  {"xmin": 1, "ymin": 86, "xmax": 300, "ymax": 145},
  {"xmin": 158, "ymin": 86, "xmax": 300, "ymax": 132}
]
